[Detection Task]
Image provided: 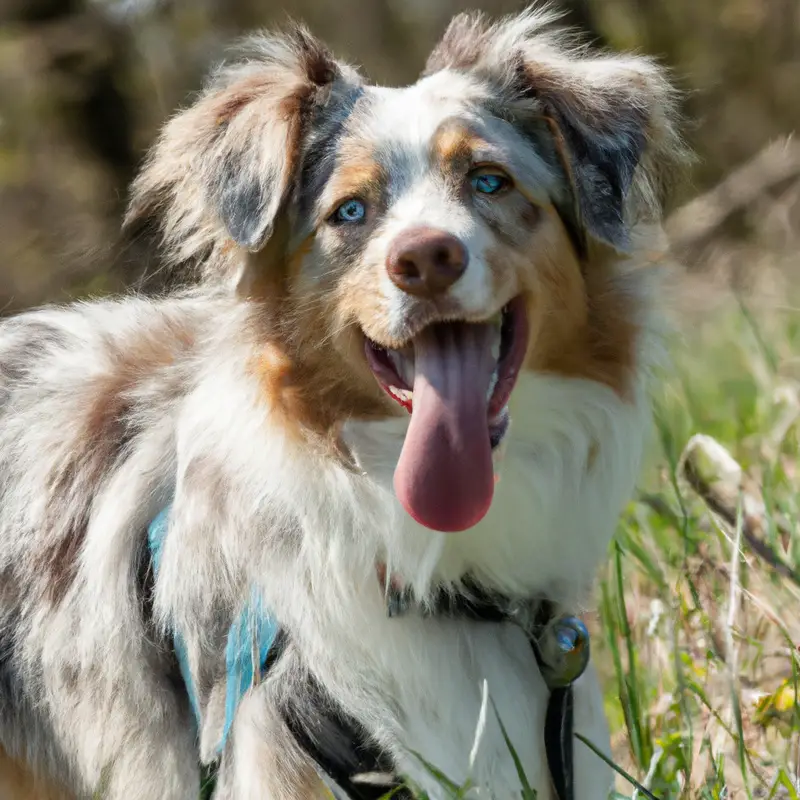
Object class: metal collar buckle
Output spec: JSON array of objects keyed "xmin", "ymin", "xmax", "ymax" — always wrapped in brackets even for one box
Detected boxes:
[{"xmin": 383, "ymin": 580, "xmax": 590, "ymax": 800}]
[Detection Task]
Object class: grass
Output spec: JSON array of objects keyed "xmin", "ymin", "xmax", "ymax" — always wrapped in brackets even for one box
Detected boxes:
[{"xmin": 595, "ymin": 275, "xmax": 800, "ymax": 798}]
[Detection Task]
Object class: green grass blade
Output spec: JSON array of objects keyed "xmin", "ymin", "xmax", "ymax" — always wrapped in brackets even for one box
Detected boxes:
[
  {"xmin": 614, "ymin": 543, "xmax": 651, "ymax": 768},
  {"xmin": 407, "ymin": 750, "xmax": 462, "ymax": 796},
  {"xmin": 489, "ymin": 696, "xmax": 537, "ymax": 799},
  {"xmin": 574, "ymin": 733, "xmax": 660, "ymax": 800}
]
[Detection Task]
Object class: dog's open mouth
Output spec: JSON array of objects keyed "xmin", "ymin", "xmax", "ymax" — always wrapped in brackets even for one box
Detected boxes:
[{"xmin": 364, "ymin": 296, "xmax": 529, "ymax": 533}]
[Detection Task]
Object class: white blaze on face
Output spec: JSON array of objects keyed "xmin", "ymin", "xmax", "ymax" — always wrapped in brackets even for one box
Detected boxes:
[
  {"xmin": 345, "ymin": 74, "xmax": 550, "ymax": 533},
  {"xmin": 363, "ymin": 74, "xmax": 497, "ymax": 336},
  {"xmin": 370, "ymin": 177, "xmax": 494, "ymax": 331}
]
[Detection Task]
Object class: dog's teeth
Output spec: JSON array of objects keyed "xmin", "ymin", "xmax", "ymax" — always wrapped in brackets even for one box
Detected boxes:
[
  {"xmin": 489, "ymin": 326, "xmax": 502, "ymax": 363},
  {"xmin": 389, "ymin": 386, "xmax": 413, "ymax": 403},
  {"xmin": 486, "ymin": 368, "xmax": 499, "ymax": 401}
]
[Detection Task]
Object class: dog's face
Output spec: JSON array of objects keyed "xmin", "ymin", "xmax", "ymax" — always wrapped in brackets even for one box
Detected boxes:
[
  {"xmin": 291, "ymin": 71, "xmax": 566, "ymax": 532},
  {"xmin": 129, "ymin": 9, "xmax": 681, "ymax": 533}
]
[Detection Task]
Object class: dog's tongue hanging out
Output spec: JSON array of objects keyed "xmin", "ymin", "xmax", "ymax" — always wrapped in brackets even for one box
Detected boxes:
[{"xmin": 394, "ymin": 323, "xmax": 496, "ymax": 532}]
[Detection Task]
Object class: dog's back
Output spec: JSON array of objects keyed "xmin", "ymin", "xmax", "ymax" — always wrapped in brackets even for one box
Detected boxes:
[{"xmin": 0, "ymin": 297, "xmax": 211, "ymax": 796}]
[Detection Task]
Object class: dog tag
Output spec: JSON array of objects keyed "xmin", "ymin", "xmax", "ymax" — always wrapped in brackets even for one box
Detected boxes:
[{"xmin": 535, "ymin": 615, "xmax": 590, "ymax": 689}]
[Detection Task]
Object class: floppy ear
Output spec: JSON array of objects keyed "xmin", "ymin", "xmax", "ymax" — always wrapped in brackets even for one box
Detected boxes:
[
  {"xmin": 425, "ymin": 8, "xmax": 685, "ymax": 253},
  {"xmin": 126, "ymin": 26, "xmax": 360, "ymax": 281},
  {"xmin": 517, "ymin": 58, "xmax": 651, "ymax": 252}
]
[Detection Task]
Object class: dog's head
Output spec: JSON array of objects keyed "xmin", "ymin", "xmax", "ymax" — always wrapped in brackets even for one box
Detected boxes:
[{"xmin": 127, "ymin": 7, "xmax": 684, "ymax": 534}]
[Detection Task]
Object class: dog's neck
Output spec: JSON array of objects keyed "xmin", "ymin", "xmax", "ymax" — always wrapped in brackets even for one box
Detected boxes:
[
  {"xmin": 374, "ymin": 561, "xmax": 556, "ymax": 624},
  {"xmin": 339, "ymin": 369, "xmax": 649, "ymax": 609}
]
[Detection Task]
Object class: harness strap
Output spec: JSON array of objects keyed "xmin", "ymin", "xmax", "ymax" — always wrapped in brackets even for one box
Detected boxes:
[
  {"xmin": 281, "ymin": 674, "xmax": 409, "ymax": 800},
  {"xmin": 545, "ymin": 687, "xmax": 575, "ymax": 800},
  {"xmin": 147, "ymin": 509, "xmax": 583, "ymax": 799}
]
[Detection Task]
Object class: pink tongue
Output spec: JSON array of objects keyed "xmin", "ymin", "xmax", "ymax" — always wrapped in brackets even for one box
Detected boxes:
[{"xmin": 394, "ymin": 322, "xmax": 496, "ymax": 532}]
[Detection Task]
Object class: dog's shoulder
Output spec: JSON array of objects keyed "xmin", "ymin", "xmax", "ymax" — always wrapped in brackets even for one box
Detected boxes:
[
  {"xmin": 0, "ymin": 294, "xmax": 220, "ymax": 586},
  {"xmin": 0, "ymin": 293, "xmax": 213, "ymax": 410}
]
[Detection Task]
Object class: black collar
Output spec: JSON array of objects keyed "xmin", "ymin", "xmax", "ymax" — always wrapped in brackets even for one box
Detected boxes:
[{"xmin": 279, "ymin": 576, "xmax": 587, "ymax": 800}]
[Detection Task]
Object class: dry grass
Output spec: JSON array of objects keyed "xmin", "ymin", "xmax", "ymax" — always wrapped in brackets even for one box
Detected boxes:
[{"xmin": 594, "ymin": 260, "xmax": 800, "ymax": 798}]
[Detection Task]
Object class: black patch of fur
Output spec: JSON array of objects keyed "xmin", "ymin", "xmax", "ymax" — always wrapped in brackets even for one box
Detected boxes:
[
  {"xmin": 212, "ymin": 26, "xmax": 352, "ymax": 252},
  {"xmin": 215, "ymin": 157, "xmax": 271, "ymax": 251},
  {"xmin": 297, "ymin": 85, "xmax": 367, "ymax": 220},
  {"xmin": 0, "ymin": 321, "xmax": 68, "ymax": 385},
  {"xmin": 281, "ymin": 671, "xmax": 404, "ymax": 800},
  {"xmin": 290, "ymin": 26, "xmax": 341, "ymax": 88},
  {"xmin": 547, "ymin": 102, "xmax": 647, "ymax": 251}
]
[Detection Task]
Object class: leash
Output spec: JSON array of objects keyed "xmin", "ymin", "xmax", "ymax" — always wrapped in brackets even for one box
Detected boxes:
[{"xmin": 147, "ymin": 509, "xmax": 589, "ymax": 799}]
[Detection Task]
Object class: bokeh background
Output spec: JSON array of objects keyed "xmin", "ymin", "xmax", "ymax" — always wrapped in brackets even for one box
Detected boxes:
[
  {"xmin": 2, "ymin": 1, "xmax": 800, "ymax": 796},
  {"xmin": 1, "ymin": 0, "xmax": 799, "ymax": 310}
]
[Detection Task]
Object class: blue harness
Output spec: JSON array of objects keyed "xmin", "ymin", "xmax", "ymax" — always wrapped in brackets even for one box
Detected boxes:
[
  {"xmin": 147, "ymin": 507, "xmax": 280, "ymax": 752},
  {"xmin": 147, "ymin": 507, "xmax": 590, "ymax": 800}
]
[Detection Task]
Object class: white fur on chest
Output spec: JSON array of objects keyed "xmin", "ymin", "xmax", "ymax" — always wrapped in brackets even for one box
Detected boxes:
[
  {"xmin": 269, "ymin": 371, "xmax": 648, "ymax": 797},
  {"xmin": 166, "ymin": 361, "xmax": 650, "ymax": 796},
  {"xmin": 341, "ymin": 371, "xmax": 649, "ymax": 603}
]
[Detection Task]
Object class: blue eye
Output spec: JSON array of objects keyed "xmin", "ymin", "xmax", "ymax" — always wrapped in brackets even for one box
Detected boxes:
[
  {"xmin": 471, "ymin": 172, "xmax": 509, "ymax": 195},
  {"xmin": 333, "ymin": 199, "xmax": 366, "ymax": 223}
]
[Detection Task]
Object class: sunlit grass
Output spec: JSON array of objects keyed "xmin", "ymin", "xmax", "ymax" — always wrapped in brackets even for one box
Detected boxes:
[{"xmin": 597, "ymin": 282, "xmax": 800, "ymax": 798}]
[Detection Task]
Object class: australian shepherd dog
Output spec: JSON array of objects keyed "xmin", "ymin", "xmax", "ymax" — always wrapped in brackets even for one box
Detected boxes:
[{"xmin": 0, "ymin": 6, "xmax": 686, "ymax": 799}]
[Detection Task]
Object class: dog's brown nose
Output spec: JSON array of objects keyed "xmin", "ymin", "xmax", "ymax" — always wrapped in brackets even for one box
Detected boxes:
[{"xmin": 386, "ymin": 227, "xmax": 468, "ymax": 297}]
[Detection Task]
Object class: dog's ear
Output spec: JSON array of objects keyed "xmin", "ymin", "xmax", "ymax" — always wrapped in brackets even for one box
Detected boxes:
[
  {"xmin": 126, "ymin": 26, "xmax": 359, "ymax": 280},
  {"xmin": 425, "ymin": 8, "xmax": 685, "ymax": 253}
]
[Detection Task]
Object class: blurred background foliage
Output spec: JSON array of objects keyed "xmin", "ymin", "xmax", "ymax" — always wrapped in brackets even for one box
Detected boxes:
[{"xmin": 0, "ymin": 0, "xmax": 799, "ymax": 311}]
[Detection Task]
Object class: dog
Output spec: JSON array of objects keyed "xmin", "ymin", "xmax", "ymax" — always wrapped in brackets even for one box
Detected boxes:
[{"xmin": 0, "ymin": 6, "xmax": 686, "ymax": 799}]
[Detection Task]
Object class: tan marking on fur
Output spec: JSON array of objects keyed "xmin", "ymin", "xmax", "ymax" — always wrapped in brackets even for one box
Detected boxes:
[
  {"xmin": 533, "ymin": 210, "xmax": 641, "ymax": 400},
  {"xmin": 249, "ymin": 327, "xmax": 392, "ymax": 456},
  {"xmin": 239, "ymin": 218, "xmax": 397, "ymax": 457},
  {"xmin": 432, "ymin": 125, "xmax": 487, "ymax": 170},
  {"xmin": 432, "ymin": 125, "xmax": 504, "ymax": 201},
  {"xmin": 285, "ymin": 235, "xmax": 316, "ymax": 282},
  {"xmin": 324, "ymin": 153, "xmax": 386, "ymax": 215},
  {"xmin": 40, "ymin": 317, "xmax": 194, "ymax": 602},
  {"xmin": 213, "ymin": 75, "xmax": 281, "ymax": 125},
  {"xmin": 484, "ymin": 206, "xmax": 642, "ymax": 401},
  {"xmin": 0, "ymin": 746, "xmax": 73, "ymax": 800},
  {"xmin": 251, "ymin": 341, "xmax": 296, "ymax": 413}
]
